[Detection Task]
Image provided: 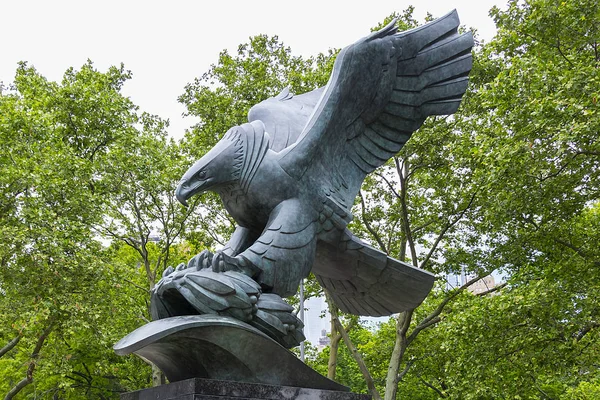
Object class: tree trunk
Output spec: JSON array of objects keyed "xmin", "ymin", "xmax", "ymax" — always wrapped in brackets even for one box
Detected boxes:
[
  {"xmin": 327, "ymin": 302, "xmax": 342, "ymax": 380},
  {"xmin": 152, "ymin": 363, "xmax": 166, "ymax": 386},
  {"xmin": 326, "ymin": 294, "xmax": 382, "ymax": 400},
  {"xmin": 143, "ymin": 255, "xmax": 164, "ymax": 386},
  {"xmin": 384, "ymin": 311, "xmax": 412, "ymax": 400}
]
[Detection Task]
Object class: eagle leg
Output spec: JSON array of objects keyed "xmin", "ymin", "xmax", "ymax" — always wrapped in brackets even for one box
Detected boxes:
[
  {"xmin": 234, "ymin": 199, "xmax": 319, "ymax": 298},
  {"xmin": 221, "ymin": 225, "xmax": 261, "ymax": 256}
]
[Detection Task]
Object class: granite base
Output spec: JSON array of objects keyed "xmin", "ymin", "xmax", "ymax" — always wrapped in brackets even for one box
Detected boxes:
[{"xmin": 121, "ymin": 378, "xmax": 371, "ymax": 400}]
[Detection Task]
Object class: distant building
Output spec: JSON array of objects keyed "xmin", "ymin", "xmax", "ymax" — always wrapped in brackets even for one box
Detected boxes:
[
  {"xmin": 303, "ymin": 296, "xmax": 330, "ymax": 345},
  {"xmin": 318, "ymin": 329, "xmax": 330, "ymax": 349},
  {"xmin": 446, "ymin": 271, "xmax": 499, "ymax": 294},
  {"xmin": 148, "ymin": 233, "xmax": 161, "ymax": 243},
  {"xmin": 468, "ymin": 275, "xmax": 496, "ymax": 295}
]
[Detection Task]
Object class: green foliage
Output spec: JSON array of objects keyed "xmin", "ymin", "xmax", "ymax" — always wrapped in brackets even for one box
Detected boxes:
[
  {"xmin": 0, "ymin": 62, "xmax": 157, "ymax": 398},
  {"xmin": 100, "ymin": 112, "xmax": 206, "ymax": 290}
]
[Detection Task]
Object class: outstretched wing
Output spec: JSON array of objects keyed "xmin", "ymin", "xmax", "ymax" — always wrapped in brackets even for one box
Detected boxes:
[
  {"xmin": 248, "ymin": 87, "xmax": 325, "ymax": 152},
  {"xmin": 314, "ymin": 229, "xmax": 435, "ymax": 316},
  {"xmin": 277, "ymin": 10, "xmax": 474, "ymax": 213}
]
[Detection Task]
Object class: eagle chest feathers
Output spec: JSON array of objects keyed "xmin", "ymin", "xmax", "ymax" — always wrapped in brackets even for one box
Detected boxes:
[{"xmin": 216, "ymin": 122, "xmax": 295, "ymax": 230}]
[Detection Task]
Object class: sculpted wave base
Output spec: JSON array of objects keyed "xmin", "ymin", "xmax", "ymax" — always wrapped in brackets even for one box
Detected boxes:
[{"xmin": 114, "ymin": 315, "xmax": 347, "ymax": 391}]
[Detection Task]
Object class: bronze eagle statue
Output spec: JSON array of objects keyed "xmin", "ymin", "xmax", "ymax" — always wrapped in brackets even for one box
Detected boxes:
[{"xmin": 151, "ymin": 10, "xmax": 474, "ymax": 347}]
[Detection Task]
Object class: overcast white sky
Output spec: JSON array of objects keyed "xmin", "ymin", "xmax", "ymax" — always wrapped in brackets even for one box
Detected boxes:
[{"xmin": 1, "ymin": 0, "xmax": 505, "ymax": 139}]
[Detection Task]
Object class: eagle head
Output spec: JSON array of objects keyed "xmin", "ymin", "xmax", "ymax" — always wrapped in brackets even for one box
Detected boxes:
[{"xmin": 175, "ymin": 128, "xmax": 244, "ymax": 206}]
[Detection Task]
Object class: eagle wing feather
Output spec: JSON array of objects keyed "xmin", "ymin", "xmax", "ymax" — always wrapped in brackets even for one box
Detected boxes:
[{"xmin": 277, "ymin": 10, "xmax": 474, "ymax": 214}]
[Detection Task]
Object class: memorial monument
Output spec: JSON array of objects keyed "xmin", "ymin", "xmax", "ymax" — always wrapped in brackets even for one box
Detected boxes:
[{"xmin": 115, "ymin": 10, "xmax": 473, "ymax": 399}]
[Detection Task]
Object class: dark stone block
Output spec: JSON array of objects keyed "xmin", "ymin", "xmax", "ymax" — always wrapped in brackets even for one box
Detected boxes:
[{"xmin": 121, "ymin": 378, "xmax": 371, "ymax": 400}]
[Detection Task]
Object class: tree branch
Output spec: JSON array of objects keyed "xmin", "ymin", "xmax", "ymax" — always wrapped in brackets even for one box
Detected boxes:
[
  {"xmin": 554, "ymin": 238, "xmax": 600, "ymax": 267},
  {"xmin": 576, "ymin": 321, "xmax": 600, "ymax": 342},
  {"xmin": 476, "ymin": 282, "xmax": 507, "ymax": 297},
  {"xmin": 359, "ymin": 191, "xmax": 387, "ymax": 253},
  {"xmin": 123, "ymin": 277, "xmax": 150, "ymax": 293},
  {"xmin": 529, "ymin": 373, "xmax": 557, "ymax": 400},
  {"xmin": 418, "ymin": 376, "xmax": 448, "ymax": 398},
  {"xmin": 516, "ymin": 29, "xmax": 574, "ymax": 68},
  {"xmin": 374, "ymin": 172, "xmax": 401, "ymax": 199},
  {"xmin": 555, "ymin": 36, "xmax": 575, "ymax": 68},
  {"xmin": 407, "ymin": 274, "xmax": 487, "ymax": 346},
  {"xmin": 0, "ymin": 335, "xmax": 21, "ymax": 359},
  {"xmin": 419, "ymin": 190, "xmax": 477, "ymax": 270},
  {"xmin": 397, "ymin": 359, "xmax": 415, "ymax": 382},
  {"xmin": 5, "ymin": 317, "xmax": 56, "ymax": 400}
]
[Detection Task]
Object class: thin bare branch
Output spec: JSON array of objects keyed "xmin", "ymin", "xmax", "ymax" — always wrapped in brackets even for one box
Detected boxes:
[
  {"xmin": 374, "ymin": 172, "xmax": 401, "ymax": 199},
  {"xmin": 419, "ymin": 190, "xmax": 477, "ymax": 270},
  {"xmin": 397, "ymin": 359, "xmax": 415, "ymax": 382},
  {"xmin": 517, "ymin": 29, "xmax": 575, "ymax": 68},
  {"xmin": 359, "ymin": 191, "xmax": 387, "ymax": 253},
  {"xmin": 576, "ymin": 321, "xmax": 600, "ymax": 342},
  {"xmin": 418, "ymin": 376, "xmax": 448, "ymax": 398},
  {"xmin": 326, "ymin": 293, "xmax": 382, "ymax": 400},
  {"xmin": 554, "ymin": 238, "xmax": 600, "ymax": 267},
  {"xmin": 556, "ymin": 37, "xmax": 575, "ymax": 67},
  {"xmin": 412, "ymin": 219, "xmax": 436, "ymax": 235},
  {"xmin": 476, "ymin": 282, "xmax": 507, "ymax": 296},
  {"xmin": 123, "ymin": 277, "xmax": 150, "ymax": 293},
  {"xmin": 407, "ymin": 274, "xmax": 487, "ymax": 346},
  {"xmin": 100, "ymin": 225, "xmax": 141, "ymax": 252}
]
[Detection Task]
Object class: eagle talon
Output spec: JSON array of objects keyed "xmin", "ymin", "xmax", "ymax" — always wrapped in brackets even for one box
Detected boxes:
[
  {"xmin": 162, "ymin": 265, "xmax": 175, "ymax": 278},
  {"xmin": 212, "ymin": 252, "xmax": 257, "ymax": 278},
  {"xmin": 187, "ymin": 250, "xmax": 214, "ymax": 271},
  {"xmin": 156, "ymin": 249, "xmax": 216, "ymax": 292}
]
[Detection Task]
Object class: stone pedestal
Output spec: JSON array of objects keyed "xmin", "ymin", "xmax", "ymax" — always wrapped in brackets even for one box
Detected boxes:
[{"xmin": 121, "ymin": 378, "xmax": 371, "ymax": 400}]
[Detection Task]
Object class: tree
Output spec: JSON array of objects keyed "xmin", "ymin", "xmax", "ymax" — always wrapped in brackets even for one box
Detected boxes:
[
  {"xmin": 0, "ymin": 62, "xmax": 158, "ymax": 398},
  {"xmin": 98, "ymin": 113, "xmax": 211, "ymax": 386},
  {"xmin": 408, "ymin": 1, "xmax": 599, "ymax": 396}
]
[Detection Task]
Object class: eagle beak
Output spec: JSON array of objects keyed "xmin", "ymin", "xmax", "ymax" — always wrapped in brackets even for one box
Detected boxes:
[{"xmin": 175, "ymin": 180, "xmax": 189, "ymax": 207}]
